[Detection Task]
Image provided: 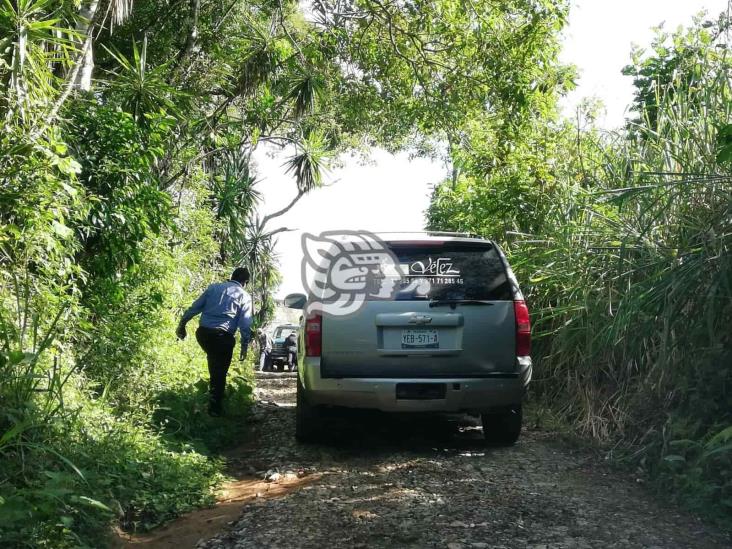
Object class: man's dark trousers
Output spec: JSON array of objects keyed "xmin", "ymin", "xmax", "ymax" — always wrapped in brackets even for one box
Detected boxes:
[{"xmin": 196, "ymin": 326, "xmax": 235, "ymax": 413}]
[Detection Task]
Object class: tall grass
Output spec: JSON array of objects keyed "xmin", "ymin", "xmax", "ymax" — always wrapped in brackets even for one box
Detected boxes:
[
  {"xmin": 517, "ymin": 32, "xmax": 731, "ymax": 521},
  {"xmin": 428, "ymin": 19, "xmax": 732, "ymax": 524}
]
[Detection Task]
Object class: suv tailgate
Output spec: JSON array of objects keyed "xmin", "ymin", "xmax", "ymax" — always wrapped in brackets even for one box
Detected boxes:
[{"xmin": 320, "ymin": 241, "xmax": 516, "ymax": 378}]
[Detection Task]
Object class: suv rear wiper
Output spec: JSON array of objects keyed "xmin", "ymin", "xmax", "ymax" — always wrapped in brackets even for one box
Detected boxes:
[{"xmin": 428, "ymin": 299, "xmax": 495, "ymax": 308}]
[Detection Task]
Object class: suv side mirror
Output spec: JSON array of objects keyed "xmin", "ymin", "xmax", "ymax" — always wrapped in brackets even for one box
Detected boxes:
[{"xmin": 284, "ymin": 293, "xmax": 307, "ymax": 310}]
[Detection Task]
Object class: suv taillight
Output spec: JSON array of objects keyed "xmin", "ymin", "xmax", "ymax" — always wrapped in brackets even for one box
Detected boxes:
[
  {"xmin": 513, "ymin": 300, "xmax": 531, "ymax": 356},
  {"xmin": 305, "ymin": 313, "xmax": 322, "ymax": 357}
]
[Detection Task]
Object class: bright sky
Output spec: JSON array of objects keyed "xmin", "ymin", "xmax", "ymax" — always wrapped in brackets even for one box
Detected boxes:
[
  {"xmin": 257, "ymin": 0, "xmax": 729, "ymax": 298},
  {"xmin": 559, "ymin": 0, "xmax": 729, "ymax": 127}
]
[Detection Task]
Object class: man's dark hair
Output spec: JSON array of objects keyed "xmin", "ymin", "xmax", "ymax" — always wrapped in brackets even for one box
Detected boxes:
[{"xmin": 231, "ymin": 267, "xmax": 250, "ymax": 284}]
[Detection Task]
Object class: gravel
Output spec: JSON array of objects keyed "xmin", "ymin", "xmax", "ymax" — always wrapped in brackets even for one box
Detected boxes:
[{"xmin": 199, "ymin": 373, "xmax": 729, "ymax": 549}]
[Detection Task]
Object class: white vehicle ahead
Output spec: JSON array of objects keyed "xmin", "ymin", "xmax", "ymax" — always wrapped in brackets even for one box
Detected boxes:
[{"xmin": 285, "ymin": 232, "xmax": 531, "ymax": 444}]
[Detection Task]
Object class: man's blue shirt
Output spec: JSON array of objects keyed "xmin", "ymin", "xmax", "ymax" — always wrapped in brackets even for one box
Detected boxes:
[{"xmin": 182, "ymin": 280, "xmax": 252, "ymax": 341}]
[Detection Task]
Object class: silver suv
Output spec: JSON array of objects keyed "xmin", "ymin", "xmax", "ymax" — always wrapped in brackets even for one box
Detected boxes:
[{"xmin": 285, "ymin": 232, "xmax": 531, "ymax": 444}]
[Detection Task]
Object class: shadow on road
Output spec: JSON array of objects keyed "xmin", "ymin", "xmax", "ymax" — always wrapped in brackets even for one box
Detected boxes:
[{"xmin": 296, "ymin": 406, "xmax": 499, "ymax": 457}]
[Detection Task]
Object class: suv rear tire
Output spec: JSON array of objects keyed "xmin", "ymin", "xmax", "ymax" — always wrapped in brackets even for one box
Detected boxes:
[
  {"xmin": 481, "ymin": 405, "xmax": 522, "ymax": 445},
  {"xmin": 295, "ymin": 375, "xmax": 323, "ymax": 443}
]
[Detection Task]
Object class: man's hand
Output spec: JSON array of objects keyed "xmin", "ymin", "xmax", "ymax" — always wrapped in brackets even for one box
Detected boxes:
[
  {"xmin": 176, "ymin": 321, "xmax": 187, "ymax": 341},
  {"xmin": 239, "ymin": 329, "xmax": 252, "ymax": 361}
]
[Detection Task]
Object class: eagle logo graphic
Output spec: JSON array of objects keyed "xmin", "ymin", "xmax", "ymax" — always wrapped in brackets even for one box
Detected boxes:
[{"xmin": 301, "ymin": 231, "xmax": 407, "ymax": 317}]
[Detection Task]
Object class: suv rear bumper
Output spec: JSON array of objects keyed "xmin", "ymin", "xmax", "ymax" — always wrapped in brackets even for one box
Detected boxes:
[{"xmin": 299, "ymin": 358, "xmax": 531, "ymax": 413}]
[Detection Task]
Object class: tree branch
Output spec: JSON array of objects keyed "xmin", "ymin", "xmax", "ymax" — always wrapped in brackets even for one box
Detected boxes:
[
  {"xmin": 31, "ymin": 20, "xmax": 96, "ymax": 139},
  {"xmin": 258, "ymin": 189, "xmax": 306, "ymax": 231},
  {"xmin": 267, "ymin": 226, "xmax": 297, "ymax": 237},
  {"xmin": 175, "ymin": 0, "xmax": 202, "ymax": 69},
  {"xmin": 277, "ymin": 0, "xmax": 306, "ymax": 64}
]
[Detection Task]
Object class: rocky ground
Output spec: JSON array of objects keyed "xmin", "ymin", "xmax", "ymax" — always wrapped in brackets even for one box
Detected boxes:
[{"xmin": 198, "ymin": 372, "xmax": 729, "ymax": 549}]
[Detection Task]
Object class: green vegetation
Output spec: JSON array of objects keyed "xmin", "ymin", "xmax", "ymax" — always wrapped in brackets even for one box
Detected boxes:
[
  {"xmin": 428, "ymin": 13, "xmax": 732, "ymax": 528},
  {"xmin": 0, "ymin": 0, "xmax": 568, "ymax": 546},
  {"xmin": 6, "ymin": 0, "xmax": 727, "ymax": 542}
]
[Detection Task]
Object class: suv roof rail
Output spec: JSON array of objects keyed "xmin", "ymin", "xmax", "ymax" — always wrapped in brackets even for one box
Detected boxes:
[
  {"xmin": 425, "ymin": 230, "xmax": 480, "ymax": 238},
  {"xmin": 377, "ymin": 230, "xmax": 481, "ymax": 238}
]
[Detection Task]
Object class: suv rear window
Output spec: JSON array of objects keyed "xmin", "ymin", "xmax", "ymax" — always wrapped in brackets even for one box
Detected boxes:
[
  {"xmin": 379, "ymin": 243, "xmax": 512, "ymax": 301},
  {"xmin": 273, "ymin": 326, "xmax": 298, "ymax": 338}
]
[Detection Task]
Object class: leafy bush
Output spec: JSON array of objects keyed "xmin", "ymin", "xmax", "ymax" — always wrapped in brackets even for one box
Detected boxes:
[
  {"xmin": 0, "ymin": 393, "xmax": 226, "ymax": 547},
  {"xmin": 0, "ymin": 268, "xmax": 253, "ymax": 546},
  {"xmin": 0, "ymin": 91, "xmax": 252, "ymax": 545}
]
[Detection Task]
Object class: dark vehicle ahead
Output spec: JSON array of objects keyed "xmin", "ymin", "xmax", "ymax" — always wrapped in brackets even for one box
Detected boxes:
[{"xmin": 269, "ymin": 324, "xmax": 299, "ymax": 370}]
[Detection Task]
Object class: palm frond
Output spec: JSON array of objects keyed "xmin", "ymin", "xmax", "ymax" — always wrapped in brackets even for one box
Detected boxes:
[{"xmin": 283, "ymin": 130, "xmax": 331, "ymax": 193}]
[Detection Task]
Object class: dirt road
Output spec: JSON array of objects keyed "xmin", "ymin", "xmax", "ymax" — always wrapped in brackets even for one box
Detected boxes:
[{"xmin": 191, "ymin": 373, "xmax": 727, "ymax": 549}]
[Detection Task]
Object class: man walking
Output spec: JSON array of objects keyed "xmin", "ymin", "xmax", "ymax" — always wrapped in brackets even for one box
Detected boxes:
[
  {"xmin": 176, "ymin": 267, "xmax": 253, "ymax": 416},
  {"xmin": 284, "ymin": 331, "xmax": 298, "ymax": 372},
  {"xmin": 257, "ymin": 329, "xmax": 273, "ymax": 371}
]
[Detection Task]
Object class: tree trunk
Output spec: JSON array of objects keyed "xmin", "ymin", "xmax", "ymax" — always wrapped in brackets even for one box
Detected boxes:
[{"xmin": 73, "ymin": 1, "xmax": 100, "ymax": 91}]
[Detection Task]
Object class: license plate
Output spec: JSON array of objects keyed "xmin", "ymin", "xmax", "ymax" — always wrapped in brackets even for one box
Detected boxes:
[{"xmin": 401, "ymin": 329, "xmax": 439, "ymax": 348}]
